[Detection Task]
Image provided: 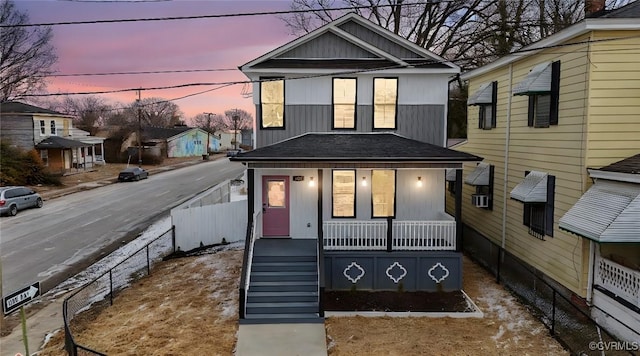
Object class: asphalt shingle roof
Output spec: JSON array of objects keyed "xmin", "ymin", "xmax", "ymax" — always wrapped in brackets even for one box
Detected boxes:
[
  {"xmin": 35, "ymin": 136, "xmax": 88, "ymax": 149},
  {"xmin": 601, "ymin": 0, "xmax": 640, "ymax": 18},
  {"xmin": 1, "ymin": 101, "xmax": 69, "ymax": 116},
  {"xmin": 232, "ymin": 133, "xmax": 482, "ymax": 162},
  {"xmin": 597, "ymin": 153, "xmax": 640, "ymax": 174}
]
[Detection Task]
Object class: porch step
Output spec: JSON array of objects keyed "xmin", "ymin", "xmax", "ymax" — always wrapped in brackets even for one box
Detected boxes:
[
  {"xmin": 252, "ymin": 261, "xmax": 317, "ymax": 272},
  {"xmin": 250, "ymin": 271, "xmax": 317, "ymax": 282},
  {"xmin": 240, "ymin": 313, "xmax": 323, "ymax": 325},
  {"xmin": 246, "ymin": 301, "xmax": 318, "ymax": 314},
  {"xmin": 253, "ymin": 255, "xmax": 316, "ymax": 263},
  {"xmin": 247, "ymin": 291, "xmax": 318, "ymax": 303},
  {"xmin": 249, "ymin": 281, "xmax": 317, "ymax": 292}
]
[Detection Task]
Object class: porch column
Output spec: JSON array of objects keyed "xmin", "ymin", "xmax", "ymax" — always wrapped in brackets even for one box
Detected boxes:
[
  {"xmin": 455, "ymin": 169, "xmax": 463, "ymax": 252},
  {"xmin": 316, "ymin": 169, "xmax": 323, "ymax": 240},
  {"xmin": 247, "ymin": 168, "xmax": 254, "ymax": 225}
]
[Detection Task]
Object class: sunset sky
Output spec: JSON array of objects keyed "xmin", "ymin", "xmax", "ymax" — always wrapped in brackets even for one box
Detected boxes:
[{"xmin": 14, "ymin": 0, "xmax": 300, "ymax": 122}]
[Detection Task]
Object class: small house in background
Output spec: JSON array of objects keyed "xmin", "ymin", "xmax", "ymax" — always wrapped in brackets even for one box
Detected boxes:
[
  {"xmin": 0, "ymin": 101, "xmax": 106, "ymax": 174},
  {"xmin": 219, "ymin": 130, "xmax": 241, "ymax": 150},
  {"xmin": 122, "ymin": 126, "xmax": 221, "ymax": 160}
]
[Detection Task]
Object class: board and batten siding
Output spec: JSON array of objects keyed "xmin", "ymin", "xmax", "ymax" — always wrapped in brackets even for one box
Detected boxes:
[
  {"xmin": 253, "ymin": 74, "xmax": 449, "ymax": 147},
  {"xmin": 586, "ymin": 31, "xmax": 640, "ymax": 168},
  {"xmin": 456, "ymin": 35, "xmax": 596, "ymax": 297},
  {"xmin": 276, "ymin": 31, "xmax": 377, "ymax": 59},
  {"xmin": 255, "ymin": 169, "xmax": 319, "ymax": 239}
]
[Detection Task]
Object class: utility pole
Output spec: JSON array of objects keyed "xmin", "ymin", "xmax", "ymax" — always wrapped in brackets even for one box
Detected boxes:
[
  {"xmin": 203, "ymin": 112, "xmax": 214, "ymax": 159},
  {"xmin": 232, "ymin": 109, "xmax": 240, "ymax": 150},
  {"xmin": 136, "ymin": 89, "xmax": 142, "ymax": 167}
]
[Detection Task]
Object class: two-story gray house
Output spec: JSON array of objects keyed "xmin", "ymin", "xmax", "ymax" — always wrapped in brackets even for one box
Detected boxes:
[{"xmin": 231, "ymin": 13, "xmax": 482, "ymax": 324}]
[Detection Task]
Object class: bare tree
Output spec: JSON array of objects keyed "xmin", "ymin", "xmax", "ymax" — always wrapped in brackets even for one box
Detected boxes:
[
  {"xmin": 51, "ymin": 96, "xmax": 111, "ymax": 134},
  {"xmin": 223, "ymin": 109, "xmax": 253, "ymax": 149},
  {"xmin": 134, "ymin": 98, "xmax": 184, "ymax": 127},
  {"xmin": 0, "ymin": 0, "xmax": 57, "ymax": 102},
  {"xmin": 193, "ymin": 112, "xmax": 227, "ymax": 135}
]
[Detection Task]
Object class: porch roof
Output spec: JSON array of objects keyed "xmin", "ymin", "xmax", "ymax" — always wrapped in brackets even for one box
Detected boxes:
[
  {"xmin": 35, "ymin": 136, "xmax": 88, "ymax": 149},
  {"xmin": 231, "ymin": 133, "xmax": 482, "ymax": 163}
]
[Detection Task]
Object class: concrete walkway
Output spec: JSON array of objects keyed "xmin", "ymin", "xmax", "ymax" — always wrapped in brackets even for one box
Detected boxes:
[{"xmin": 236, "ymin": 323, "xmax": 328, "ymax": 356}]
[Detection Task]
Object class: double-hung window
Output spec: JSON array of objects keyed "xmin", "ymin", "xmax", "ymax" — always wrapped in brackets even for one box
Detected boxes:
[
  {"xmin": 40, "ymin": 120, "xmax": 46, "ymax": 135},
  {"xmin": 333, "ymin": 78, "xmax": 356, "ymax": 129},
  {"xmin": 50, "ymin": 120, "xmax": 57, "ymax": 135},
  {"xmin": 468, "ymin": 81, "xmax": 497, "ymax": 130},
  {"xmin": 371, "ymin": 170, "xmax": 395, "ymax": 217},
  {"xmin": 373, "ymin": 78, "xmax": 397, "ymax": 129},
  {"xmin": 332, "ymin": 170, "xmax": 356, "ymax": 218},
  {"xmin": 260, "ymin": 78, "xmax": 284, "ymax": 129},
  {"xmin": 513, "ymin": 61, "xmax": 560, "ymax": 128},
  {"xmin": 510, "ymin": 171, "xmax": 556, "ymax": 239}
]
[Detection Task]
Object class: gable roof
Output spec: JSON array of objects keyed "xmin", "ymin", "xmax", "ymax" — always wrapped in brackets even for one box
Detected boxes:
[
  {"xmin": 241, "ymin": 13, "xmax": 458, "ymax": 73},
  {"xmin": 231, "ymin": 132, "xmax": 481, "ymax": 162},
  {"xmin": 461, "ymin": 7, "xmax": 640, "ymax": 81},
  {"xmin": 1, "ymin": 101, "xmax": 71, "ymax": 117},
  {"xmin": 35, "ymin": 136, "xmax": 88, "ymax": 149},
  {"xmin": 142, "ymin": 126, "xmax": 192, "ymax": 140}
]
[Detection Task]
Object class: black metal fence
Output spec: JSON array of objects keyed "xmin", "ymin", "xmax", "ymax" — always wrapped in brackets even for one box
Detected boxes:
[
  {"xmin": 63, "ymin": 227, "xmax": 175, "ymax": 356},
  {"xmin": 463, "ymin": 227, "xmax": 638, "ymax": 356}
]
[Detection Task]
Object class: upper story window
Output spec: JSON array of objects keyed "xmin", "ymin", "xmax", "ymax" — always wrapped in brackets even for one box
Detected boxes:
[
  {"xmin": 468, "ymin": 81, "xmax": 497, "ymax": 130},
  {"xmin": 332, "ymin": 170, "xmax": 356, "ymax": 218},
  {"xmin": 50, "ymin": 120, "xmax": 57, "ymax": 135},
  {"xmin": 373, "ymin": 78, "xmax": 397, "ymax": 129},
  {"xmin": 513, "ymin": 61, "xmax": 561, "ymax": 128},
  {"xmin": 39, "ymin": 120, "xmax": 46, "ymax": 135},
  {"xmin": 371, "ymin": 170, "xmax": 395, "ymax": 217},
  {"xmin": 333, "ymin": 78, "xmax": 356, "ymax": 129},
  {"xmin": 260, "ymin": 78, "xmax": 284, "ymax": 129}
]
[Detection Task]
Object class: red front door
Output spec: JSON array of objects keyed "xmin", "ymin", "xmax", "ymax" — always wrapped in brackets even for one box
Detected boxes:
[{"xmin": 262, "ymin": 176, "xmax": 290, "ymax": 237}]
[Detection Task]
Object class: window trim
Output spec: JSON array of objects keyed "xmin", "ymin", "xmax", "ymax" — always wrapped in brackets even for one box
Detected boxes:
[
  {"xmin": 331, "ymin": 169, "xmax": 356, "ymax": 218},
  {"xmin": 332, "ymin": 77, "xmax": 357, "ymax": 130},
  {"xmin": 259, "ymin": 76, "xmax": 285, "ymax": 130},
  {"xmin": 370, "ymin": 169, "xmax": 397, "ymax": 218},
  {"xmin": 372, "ymin": 77, "xmax": 398, "ymax": 130},
  {"xmin": 474, "ymin": 81, "xmax": 498, "ymax": 130},
  {"xmin": 50, "ymin": 120, "xmax": 57, "ymax": 135},
  {"xmin": 40, "ymin": 120, "xmax": 46, "ymax": 135},
  {"xmin": 520, "ymin": 171, "xmax": 555, "ymax": 238}
]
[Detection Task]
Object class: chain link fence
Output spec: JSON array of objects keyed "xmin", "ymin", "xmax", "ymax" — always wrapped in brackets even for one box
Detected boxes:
[
  {"xmin": 63, "ymin": 227, "xmax": 175, "ymax": 356},
  {"xmin": 463, "ymin": 227, "xmax": 638, "ymax": 356}
]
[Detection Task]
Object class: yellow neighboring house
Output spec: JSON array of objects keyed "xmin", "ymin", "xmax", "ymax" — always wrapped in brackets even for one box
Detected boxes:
[{"xmin": 452, "ymin": 1, "xmax": 640, "ymax": 343}]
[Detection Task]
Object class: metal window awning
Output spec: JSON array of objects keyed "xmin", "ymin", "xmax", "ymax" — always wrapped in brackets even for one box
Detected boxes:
[
  {"xmin": 468, "ymin": 82, "xmax": 493, "ymax": 105},
  {"xmin": 445, "ymin": 169, "xmax": 457, "ymax": 182},
  {"xmin": 559, "ymin": 180, "xmax": 640, "ymax": 243},
  {"xmin": 464, "ymin": 162, "xmax": 490, "ymax": 186},
  {"xmin": 513, "ymin": 62, "xmax": 552, "ymax": 96},
  {"xmin": 510, "ymin": 171, "xmax": 548, "ymax": 202}
]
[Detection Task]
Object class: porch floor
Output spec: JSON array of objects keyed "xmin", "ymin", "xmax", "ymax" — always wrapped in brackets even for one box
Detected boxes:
[{"xmin": 254, "ymin": 238, "xmax": 317, "ymax": 257}]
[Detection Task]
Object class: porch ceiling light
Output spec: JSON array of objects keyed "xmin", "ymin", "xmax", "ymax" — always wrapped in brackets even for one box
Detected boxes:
[
  {"xmin": 361, "ymin": 176, "xmax": 367, "ymax": 187},
  {"xmin": 309, "ymin": 176, "xmax": 315, "ymax": 187},
  {"xmin": 417, "ymin": 176, "xmax": 423, "ymax": 187}
]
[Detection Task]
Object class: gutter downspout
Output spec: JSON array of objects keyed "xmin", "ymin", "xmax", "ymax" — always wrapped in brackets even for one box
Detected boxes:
[
  {"xmin": 587, "ymin": 240, "xmax": 595, "ymax": 303},
  {"xmin": 501, "ymin": 64, "xmax": 513, "ymax": 249}
]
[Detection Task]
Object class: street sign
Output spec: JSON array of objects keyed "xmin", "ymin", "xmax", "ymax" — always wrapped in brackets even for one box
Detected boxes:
[{"xmin": 3, "ymin": 282, "xmax": 41, "ymax": 315}]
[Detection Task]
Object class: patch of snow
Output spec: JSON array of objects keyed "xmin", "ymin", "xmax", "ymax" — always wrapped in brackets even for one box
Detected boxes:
[{"xmin": 41, "ymin": 328, "xmax": 61, "ymax": 349}]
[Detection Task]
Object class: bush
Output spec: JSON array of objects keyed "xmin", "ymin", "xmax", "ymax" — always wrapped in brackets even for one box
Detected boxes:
[{"xmin": 0, "ymin": 142, "xmax": 61, "ymax": 186}]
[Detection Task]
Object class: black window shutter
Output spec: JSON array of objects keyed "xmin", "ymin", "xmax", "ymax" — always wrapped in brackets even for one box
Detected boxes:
[
  {"xmin": 478, "ymin": 108, "xmax": 483, "ymax": 129},
  {"xmin": 545, "ymin": 175, "xmax": 555, "ymax": 237},
  {"xmin": 527, "ymin": 96, "xmax": 535, "ymax": 127},
  {"xmin": 491, "ymin": 81, "xmax": 498, "ymax": 128},
  {"xmin": 549, "ymin": 61, "xmax": 561, "ymax": 125}
]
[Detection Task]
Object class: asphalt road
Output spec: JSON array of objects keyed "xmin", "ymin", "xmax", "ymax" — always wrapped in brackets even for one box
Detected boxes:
[{"xmin": 0, "ymin": 159, "xmax": 245, "ymax": 295}]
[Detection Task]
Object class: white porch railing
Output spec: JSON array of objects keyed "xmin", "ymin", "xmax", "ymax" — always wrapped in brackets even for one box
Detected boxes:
[
  {"xmin": 323, "ymin": 220, "xmax": 456, "ymax": 251},
  {"xmin": 595, "ymin": 255, "xmax": 640, "ymax": 309}
]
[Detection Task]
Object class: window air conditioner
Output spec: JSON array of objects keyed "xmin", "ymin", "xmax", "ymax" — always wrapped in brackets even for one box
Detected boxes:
[{"xmin": 472, "ymin": 194, "xmax": 489, "ymax": 208}]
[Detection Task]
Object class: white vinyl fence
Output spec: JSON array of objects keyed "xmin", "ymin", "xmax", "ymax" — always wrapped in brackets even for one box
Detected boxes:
[{"xmin": 171, "ymin": 178, "xmax": 247, "ymax": 251}]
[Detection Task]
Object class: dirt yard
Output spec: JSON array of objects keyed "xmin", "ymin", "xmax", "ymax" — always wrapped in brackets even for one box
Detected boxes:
[{"xmin": 37, "ymin": 248, "xmax": 567, "ymax": 356}]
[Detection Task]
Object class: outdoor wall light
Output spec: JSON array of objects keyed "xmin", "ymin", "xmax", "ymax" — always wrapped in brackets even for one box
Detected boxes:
[
  {"xmin": 361, "ymin": 176, "xmax": 367, "ymax": 187},
  {"xmin": 417, "ymin": 176, "xmax": 423, "ymax": 187},
  {"xmin": 309, "ymin": 176, "xmax": 315, "ymax": 187}
]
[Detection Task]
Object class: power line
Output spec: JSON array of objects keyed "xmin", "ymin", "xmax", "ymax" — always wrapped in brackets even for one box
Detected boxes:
[
  {"xmin": 2, "ymin": 2, "xmax": 446, "ymax": 28},
  {"xmin": 46, "ymin": 68, "xmax": 237, "ymax": 77}
]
